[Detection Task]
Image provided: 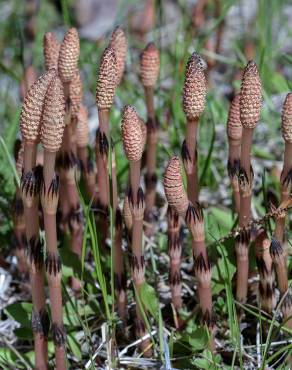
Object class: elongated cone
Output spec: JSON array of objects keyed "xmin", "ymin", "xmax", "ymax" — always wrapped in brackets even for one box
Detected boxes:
[
  {"xmin": 281, "ymin": 93, "xmax": 292, "ymax": 143},
  {"xmin": 110, "ymin": 26, "xmax": 127, "ymax": 85},
  {"xmin": 240, "ymin": 61, "xmax": 262, "ymax": 129},
  {"xmin": 58, "ymin": 28, "xmax": 80, "ymax": 83},
  {"xmin": 123, "ymin": 194, "xmax": 133, "ymax": 231},
  {"xmin": 121, "ymin": 105, "xmax": 143, "ymax": 162},
  {"xmin": 41, "ymin": 77, "xmax": 66, "ymax": 152},
  {"xmin": 20, "ymin": 68, "xmax": 56, "ymax": 143},
  {"xmin": 139, "ymin": 116, "xmax": 147, "ymax": 149},
  {"xmin": 76, "ymin": 105, "xmax": 88, "ymax": 148},
  {"xmin": 164, "ymin": 156, "xmax": 189, "ymax": 216},
  {"xmin": 96, "ymin": 46, "xmax": 117, "ymax": 110},
  {"xmin": 140, "ymin": 42, "xmax": 160, "ymax": 87},
  {"xmin": 69, "ymin": 69, "xmax": 83, "ymax": 118},
  {"xmin": 182, "ymin": 52, "xmax": 207, "ymax": 120},
  {"xmin": 227, "ymin": 95, "xmax": 242, "ymax": 142},
  {"xmin": 43, "ymin": 32, "xmax": 60, "ymax": 70}
]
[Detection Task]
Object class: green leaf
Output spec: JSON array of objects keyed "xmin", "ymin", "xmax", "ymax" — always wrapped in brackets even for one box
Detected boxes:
[
  {"xmin": 139, "ymin": 282, "xmax": 159, "ymax": 320},
  {"xmin": 67, "ymin": 333, "xmax": 82, "ymax": 360},
  {"xmin": 5, "ymin": 302, "xmax": 32, "ymax": 328},
  {"xmin": 187, "ymin": 327, "xmax": 209, "ymax": 351}
]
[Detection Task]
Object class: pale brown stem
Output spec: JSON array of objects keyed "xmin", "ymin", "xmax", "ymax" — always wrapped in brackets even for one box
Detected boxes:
[
  {"xmin": 236, "ymin": 128, "xmax": 254, "ymax": 305},
  {"xmin": 23, "ymin": 142, "xmax": 48, "ymax": 369},
  {"xmin": 129, "ymin": 161, "xmax": 141, "ymax": 204},
  {"xmin": 186, "ymin": 117, "xmax": 199, "ymax": 203},
  {"xmin": 144, "ymin": 86, "xmax": 155, "ymax": 120},
  {"xmin": 43, "ymin": 151, "xmax": 66, "ymax": 370},
  {"xmin": 228, "ymin": 141, "xmax": 241, "ymax": 214}
]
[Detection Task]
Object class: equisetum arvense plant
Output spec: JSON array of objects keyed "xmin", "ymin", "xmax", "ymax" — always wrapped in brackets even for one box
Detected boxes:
[
  {"xmin": 227, "ymin": 94, "xmax": 242, "ymax": 214},
  {"xmin": 164, "ymin": 157, "xmax": 213, "ymax": 337},
  {"xmin": 57, "ymin": 28, "xmax": 83, "ymax": 291},
  {"xmin": 95, "ymin": 46, "xmax": 117, "ymax": 238},
  {"xmin": 182, "ymin": 52, "xmax": 207, "ymax": 203},
  {"xmin": 43, "ymin": 32, "xmax": 60, "ymax": 70},
  {"xmin": 20, "ymin": 68, "xmax": 56, "ymax": 369},
  {"xmin": 167, "ymin": 205, "xmax": 182, "ymax": 327},
  {"xmin": 109, "ymin": 26, "xmax": 127, "ymax": 86},
  {"xmin": 236, "ymin": 60, "xmax": 262, "ymax": 305},
  {"xmin": 121, "ymin": 105, "xmax": 152, "ymax": 356},
  {"xmin": 255, "ymin": 230, "xmax": 275, "ymax": 315},
  {"xmin": 140, "ymin": 42, "xmax": 160, "ymax": 234},
  {"xmin": 40, "ymin": 75, "xmax": 66, "ymax": 369}
]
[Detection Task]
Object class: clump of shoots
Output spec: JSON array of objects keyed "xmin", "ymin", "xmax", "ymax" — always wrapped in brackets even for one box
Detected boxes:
[
  {"xmin": 121, "ymin": 105, "xmax": 151, "ymax": 356},
  {"xmin": 109, "ymin": 26, "xmax": 127, "ymax": 85},
  {"xmin": 182, "ymin": 51, "xmax": 207, "ymax": 203},
  {"xmin": 164, "ymin": 157, "xmax": 214, "ymax": 339},
  {"xmin": 40, "ymin": 76, "xmax": 66, "ymax": 369},
  {"xmin": 167, "ymin": 205, "xmax": 183, "ymax": 328},
  {"xmin": 236, "ymin": 60, "xmax": 262, "ymax": 306},
  {"xmin": 227, "ymin": 94, "xmax": 242, "ymax": 214},
  {"xmin": 20, "ymin": 68, "xmax": 56, "ymax": 369},
  {"xmin": 140, "ymin": 42, "xmax": 160, "ymax": 234},
  {"xmin": 255, "ymin": 230, "xmax": 275, "ymax": 316}
]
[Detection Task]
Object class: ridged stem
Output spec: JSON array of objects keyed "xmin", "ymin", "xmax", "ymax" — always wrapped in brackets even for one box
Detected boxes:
[
  {"xmin": 185, "ymin": 117, "xmax": 199, "ymax": 203},
  {"xmin": 228, "ymin": 140, "xmax": 241, "ymax": 214},
  {"xmin": 236, "ymin": 127, "xmax": 254, "ymax": 304},
  {"xmin": 43, "ymin": 151, "xmax": 66, "ymax": 370},
  {"xmin": 23, "ymin": 142, "xmax": 48, "ymax": 370}
]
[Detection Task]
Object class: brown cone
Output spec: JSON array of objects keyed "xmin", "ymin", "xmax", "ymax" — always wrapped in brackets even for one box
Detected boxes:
[
  {"xmin": 139, "ymin": 116, "xmax": 147, "ymax": 149},
  {"xmin": 76, "ymin": 105, "xmax": 88, "ymax": 148},
  {"xmin": 43, "ymin": 32, "xmax": 60, "ymax": 70},
  {"xmin": 227, "ymin": 95, "xmax": 242, "ymax": 142},
  {"xmin": 281, "ymin": 93, "xmax": 292, "ymax": 143},
  {"xmin": 58, "ymin": 28, "xmax": 80, "ymax": 83},
  {"xmin": 41, "ymin": 77, "xmax": 66, "ymax": 152},
  {"xmin": 110, "ymin": 26, "xmax": 127, "ymax": 85},
  {"xmin": 96, "ymin": 46, "xmax": 117, "ymax": 110},
  {"xmin": 69, "ymin": 69, "xmax": 83, "ymax": 118},
  {"xmin": 140, "ymin": 42, "xmax": 160, "ymax": 87},
  {"xmin": 164, "ymin": 156, "xmax": 189, "ymax": 216},
  {"xmin": 121, "ymin": 105, "xmax": 143, "ymax": 162},
  {"xmin": 182, "ymin": 52, "xmax": 207, "ymax": 120},
  {"xmin": 20, "ymin": 68, "xmax": 56, "ymax": 143},
  {"xmin": 123, "ymin": 194, "xmax": 133, "ymax": 231},
  {"xmin": 240, "ymin": 61, "xmax": 262, "ymax": 129}
]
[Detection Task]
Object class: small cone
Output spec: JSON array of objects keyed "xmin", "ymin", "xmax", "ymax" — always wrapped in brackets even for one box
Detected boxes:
[
  {"xmin": 110, "ymin": 26, "xmax": 127, "ymax": 85},
  {"xmin": 182, "ymin": 52, "xmax": 207, "ymax": 120},
  {"xmin": 240, "ymin": 61, "xmax": 262, "ymax": 129},
  {"xmin": 69, "ymin": 70, "xmax": 83, "ymax": 118},
  {"xmin": 227, "ymin": 95, "xmax": 242, "ymax": 142},
  {"xmin": 96, "ymin": 46, "xmax": 117, "ymax": 110},
  {"xmin": 76, "ymin": 105, "xmax": 89, "ymax": 148},
  {"xmin": 121, "ymin": 105, "xmax": 143, "ymax": 162},
  {"xmin": 43, "ymin": 32, "xmax": 60, "ymax": 70},
  {"xmin": 20, "ymin": 68, "xmax": 56, "ymax": 143},
  {"xmin": 140, "ymin": 42, "xmax": 160, "ymax": 87},
  {"xmin": 58, "ymin": 28, "xmax": 80, "ymax": 83},
  {"xmin": 281, "ymin": 93, "xmax": 292, "ymax": 143},
  {"xmin": 41, "ymin": 77, "xmax": 66, "ymax": 152},
  {"xmin": 164, "ymin": 156, "xmax": 189, "ymax": 216}
]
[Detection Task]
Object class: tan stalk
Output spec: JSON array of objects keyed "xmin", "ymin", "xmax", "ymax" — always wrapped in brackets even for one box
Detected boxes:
[
  {"xmin": 167, "ymin": 206, "xmax": 183, "ymax": 326},
  {"xmin": 164, "ymin": 157, "xmax": 214, "ymax": 339},
  {"xmin": 236, "ymin": 60, "xmax": 262, "ymax": 305},
  {"xmin": 274, "ymin": 94, "xmax": 292, "ymax": 245},
  {"xmin": 20, "ymin": 68, "xmax": 56, "ymax": 369},
  {"xmin": 227, "ymin": 95, "xmax": 242, "ymax": 214},
  {"xmin": 255, "ymin": 230, "xmax": 275, "ymax": 315},
  {"xmin": 121, "ymin": 105, "xmax": 152, "ymax": 356},
  {"xmin": 40, "ymin": 76, "xmax": 66, "ymax": 369},
  {"xmin": 182, "ymin": 52, "xmax": 207, "ymax": 204},
  {"xmin": 140, "ymin": 42, "xmax": 160, "ymax": 234}
]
